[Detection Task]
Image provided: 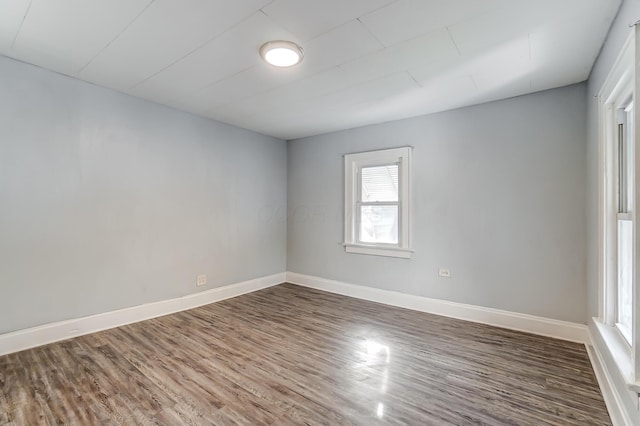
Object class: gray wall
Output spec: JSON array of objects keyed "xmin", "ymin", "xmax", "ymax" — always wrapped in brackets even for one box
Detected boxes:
[
  {"xmin": 586, "ymin": 0, "xmax": 640, "ymax": 423},
  {"xmin": 288, "ymin": 84, "xmax": 587, "ymax": 323},
  {"xmin": 0, "ymin": 56, "xmax": 287, "ymax": 334}
]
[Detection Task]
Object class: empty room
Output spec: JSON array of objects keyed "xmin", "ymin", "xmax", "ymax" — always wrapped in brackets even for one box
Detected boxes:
[{"xmin": 3, "ymin": 0, "xmax": 640, "ymax": 424}]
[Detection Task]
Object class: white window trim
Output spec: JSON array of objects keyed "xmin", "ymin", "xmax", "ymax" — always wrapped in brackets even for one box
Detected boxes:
[
  {"xmin": 344, "ymin": 147, "xmax": 412, "ymax": 259},
  {"xmin": 596, "ymin": 28, "xmax": 640, "ymax": 392}
]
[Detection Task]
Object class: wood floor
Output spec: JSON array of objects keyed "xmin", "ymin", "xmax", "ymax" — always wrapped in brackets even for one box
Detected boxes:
[{"xmin": 0, "ymin": 283, "xmax": 610, "ymax": 425}]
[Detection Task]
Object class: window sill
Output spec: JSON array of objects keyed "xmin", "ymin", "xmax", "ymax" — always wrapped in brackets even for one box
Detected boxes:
[
  {"xmin": 593, "ymin": 318, "xmax": 640, "ymax": 392},
  {"xmin": 343, "ymin": 243, "xmax": 413, "ymax": 259}
]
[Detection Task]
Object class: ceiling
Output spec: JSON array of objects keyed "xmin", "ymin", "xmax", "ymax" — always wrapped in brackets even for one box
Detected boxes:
[{"xmin": 0, "ymin": 0, "xmax": 622, "ymax": 140}]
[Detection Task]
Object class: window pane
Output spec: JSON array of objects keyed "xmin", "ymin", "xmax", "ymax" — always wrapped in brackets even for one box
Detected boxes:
[
  {"xmin": 618, "ymin": 122, "xmax": 627, "ymax": 213},
  {"xmin": 619, "ymin": 104, "xmax": 634, "ymax": 213},
  {"xmin": 617, "ymin": 219, "xmax": 633, "ymax": 344},
  {"xmin": 361, "ymin": 165, "xmax": 399, "ymax": 202},
  {"xmin": 625, "ymin": 104, "xmax": 634, "ymax": 212},
  {"xmin": 359, "ymin": 205, "xmax": 398, "ymax": 244}
]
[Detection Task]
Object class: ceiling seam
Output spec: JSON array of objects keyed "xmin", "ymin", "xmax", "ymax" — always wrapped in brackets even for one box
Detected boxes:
[
  {"xmin": 129, "ymin": 8, "xmax": 268, "ymax": 91},
  {"xmin": 9, "ymin": 0, "xmax": 33, "ymax": 50},
  {"xmin": 201, "ymin": 65, "xmax": 347, "ymax": 119},
  {"xmin": 260, "ymin": 0, "xmax": 400, "ymax": 45},
  {"xmin": 169, "ymin": 64, "xmax": 260, "ymax": 112},
  {"xmin": 363, "ymin": 0, "xmax": 402, "ymax": 17},
  {"xmin": 334, "ymin": 26, "xmax": 458, "ymax": 79},
  {"xmin": 258, "ymin": 7, "xmax": 301, "ymax": 42},
  {"xmin": 469, "ymin": 75, "xmax": 479, "ymax": 91},
  {"xmin": 77, "ymin": 0, "xmax": 157, "ymax": 74},
  {"xmin": 445, "ymin": 27, "xmax": 461, "ymax": 56},
  {"xmin": 407, "ymin": 71, "xmax": 422, "ymax": 88},
  {"xmin": 356, "ymin": 17, "xmax": 386, "ymax": 49},
  {"xmin": 201, "ymin": 51, "xmax": 404, "ymax": 118}
]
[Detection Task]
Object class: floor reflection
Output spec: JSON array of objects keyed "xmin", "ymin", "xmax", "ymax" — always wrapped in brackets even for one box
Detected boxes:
[
  {"xmin": 364, "ymin": 339, "xmax": 390, "ymax": 365},
  {"xmin": 376, "ymin": 402, "xmax": 384, "ymax": 419},
  {"xmin": 358, "ymin": 339, "xmax": 390, "ymax": 420}
]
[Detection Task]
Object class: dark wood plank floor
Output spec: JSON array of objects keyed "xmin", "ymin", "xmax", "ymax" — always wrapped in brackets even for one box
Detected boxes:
[{"xmin": 0, "ymin": 283, "xmax": 610, "ymax": 425}]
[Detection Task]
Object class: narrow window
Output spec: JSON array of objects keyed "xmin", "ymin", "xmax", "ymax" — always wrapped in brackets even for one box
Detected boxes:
[
  {"xmin": 344, "ymin": 147, "xmax": 412, "ymax": 258},
  {"xmin": 617, "ymin": 101, "xmax": 634, "ymax": 344}
]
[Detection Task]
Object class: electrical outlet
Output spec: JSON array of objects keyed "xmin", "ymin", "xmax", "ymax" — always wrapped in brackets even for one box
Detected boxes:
[
  {"xmin": 438, "ymin": 268, "xmax": 451, "ymax": 278},
  {"xmin": 196, "ymin": 274, "xmax": 206, "ymax": 287}
]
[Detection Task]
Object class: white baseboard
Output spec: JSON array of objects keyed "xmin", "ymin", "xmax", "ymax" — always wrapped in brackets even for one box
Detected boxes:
[
  {"xmin": 286, "ymin": 272, "xmax": 589, "ymax": 344},
  {"xmin": 1, "ymin": 270, "xmax": 617, "ymax": 419},
  {"xmin": 0, "ymin": 272, "xmax": 286, "ymax": 356},
  {"xmin": 586, "ymin": 329, "xmax": 634, "ymax": 426}
]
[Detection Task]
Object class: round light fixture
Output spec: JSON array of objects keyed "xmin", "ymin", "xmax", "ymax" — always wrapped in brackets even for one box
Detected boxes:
[{"xmin": 259, "ymin": 40, "xmax": 304, "ymax": 68}]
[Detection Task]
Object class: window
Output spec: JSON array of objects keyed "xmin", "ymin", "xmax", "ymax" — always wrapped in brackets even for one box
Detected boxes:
[
  {"xmin": 344, "ymin": 147, "xmax": 412, "ymax": 258},
  {"xmin": 596, "ymin": 28, "xmax": 640, "ymax": 392},
  {"xmin": 617, "ymin": 101, "xmax": 634, "ymax": 344}
]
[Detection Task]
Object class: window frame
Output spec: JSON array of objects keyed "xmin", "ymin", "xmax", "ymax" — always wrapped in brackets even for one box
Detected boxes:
[
  {"xmin": 344, "ymin": 147, "xmax": 412, "ymax": 259},
  {"xmin": 616, "ymin": 99, "xmax": 634, "ymax": 345},
  {"xmin": 596, "ymin": 28, "xmax": 640, "ymax": 392}
]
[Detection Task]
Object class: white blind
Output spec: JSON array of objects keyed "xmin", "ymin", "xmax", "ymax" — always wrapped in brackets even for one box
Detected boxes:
[{"xmin": 361, "ymin": 164, "xmax": 399, "ymax": 202}]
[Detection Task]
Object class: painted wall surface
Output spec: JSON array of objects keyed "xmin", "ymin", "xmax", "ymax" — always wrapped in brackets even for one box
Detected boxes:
[
  {"xmin": 586, "ymin": 1, "xmax": 640, "ymax": 423},
  {"xmin": 0, "ymin": 56, "xmax": 287, "ymax": 334},
  {"xmin": 288, "ymin": 84, "xmax": 587, "ymax": 323}
]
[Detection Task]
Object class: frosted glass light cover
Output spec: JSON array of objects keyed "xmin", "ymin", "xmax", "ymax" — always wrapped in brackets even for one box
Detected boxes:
[{"xmin": 260, "ymin": 41, "xmax": 304, "ymax": 67}]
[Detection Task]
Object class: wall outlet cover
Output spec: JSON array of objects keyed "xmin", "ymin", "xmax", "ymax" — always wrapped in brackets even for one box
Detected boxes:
[{"xmin": 438, "ymin": 269, "xmax": 451, "ymax": 278}]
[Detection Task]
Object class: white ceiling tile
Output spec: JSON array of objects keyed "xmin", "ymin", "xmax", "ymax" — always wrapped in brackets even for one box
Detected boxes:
[
  {"xmin": 176, "ymin": 65, "xmax": 296, "ymax": 115},
  {"xmin": 0, "ymin": 0, "xmax": 31, "ymax": 54},
  {"xmin": 242, "ymin": 108, "xmax": 352, "ymax": 140},
  {"xmin": 209, "ymin": 71, "xmax": 420, "ymax": 139},
  {"xmin": 75, "ymin": 55, "xmax": 142, "ymax": 91},
  {"xmin": 360, "ymin": 0, "xmax": 509, "ymax": 47},
  {"xmin": 261, "ymin": 0, "xmax": 394, "ymax": 41},
  {"xmin": 407, "ymin": 54, "xmax": 468, "ymax": 86},
  {"xmin": 405, "ymin": 37, "xmax": 532, "ymax": 117},
  {"xmin": 529, "ymin": 0, "xmax": 620, "ymax": 85},
  {"xmin": 355, "ymin": 75, "xmax": 478, "ymax": 126},
  {"xmin": 339, "ymin": 29, "xmax": 459, "ymax": 85},
  {"xmin": 304, "ymin": 71, "xmax": 420, "ymax": 112},
  {"xmin": 261, "ymin": 67, "xmax": 350, "ymax": 106},
  {"xmin": 295, "ymin": 19, "xmax": 384, "ymax": 76},
  {"xmin": 467, "ymin": 37, "xmax": 531, "ymax": 91},
  {"xmin": 447, "ymin": 1, "xmax": 549, "ymax": 56},
  {"xmin": 530, "ymin": 63, "xmax": 587, "ymax": 93},
  {"xmin": 130, "ymin": 12, "xmax": 296, "ymax": 104},
  {"xmin": 79, "ymin": 0, "xmax": 270, "ymax": 90},
  {"xmin": 246, "ymin": 77, "xmax": 476, "ymax": 140},
  {"xmin": 469, "ymin": 77, "xmax": 532, "ymax": 108},
  {"xmin": 530, "ymin": 30, "xmax": 594, "ymax": 88},
  {"xmin": 9, "ymin": 0, "xmax": 152, "ymax": 75},
  {"xmin": 209, "ymin": 67, "xmax": 350, "ymax": 121}
]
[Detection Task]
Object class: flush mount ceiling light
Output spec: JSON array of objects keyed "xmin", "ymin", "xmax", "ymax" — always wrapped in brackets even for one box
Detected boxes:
[{"xmin": 259, "ymin": 40, "xmax": 304, "ymax": 68}]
